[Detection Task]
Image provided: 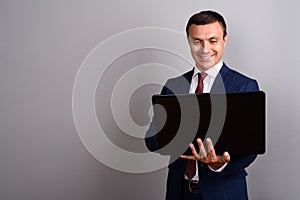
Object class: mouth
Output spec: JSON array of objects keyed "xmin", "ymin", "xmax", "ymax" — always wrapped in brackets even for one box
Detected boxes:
[{"xmin": 198, "ymin": 53, "xmax": 215, "ymax": 60}]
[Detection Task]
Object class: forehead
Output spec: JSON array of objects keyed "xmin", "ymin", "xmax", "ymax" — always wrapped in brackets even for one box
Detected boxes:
[{"xmin": 188, "ymin": 22, "xmax": 224, "ymax": 39}]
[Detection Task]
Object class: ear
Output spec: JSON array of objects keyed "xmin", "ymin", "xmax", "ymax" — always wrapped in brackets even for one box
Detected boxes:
[
  {"xmin": 187, "ymin": 36, "xmax": 191, "ymax": 44},
  {"xmin": 223, "ymin": 35, "xmax": 228, "ymax": 47}
]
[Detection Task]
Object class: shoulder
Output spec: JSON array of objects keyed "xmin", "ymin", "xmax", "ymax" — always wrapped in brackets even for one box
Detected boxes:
[
  {"xmin": 221, "ymin": 64, "xmax": 255, "ymax": 81},
  {"xmin": 161, "ymin": 69, "xmax": 193, "ymax": 95},
  {"xmin": 221, "ymin": 64, "xmax": 259, "ymax": 92}
]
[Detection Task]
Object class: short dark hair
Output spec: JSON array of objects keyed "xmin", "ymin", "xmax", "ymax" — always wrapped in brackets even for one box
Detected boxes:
[{"xmin": 186, "ymin": 10, "xmax": 227, "ymax": 38}]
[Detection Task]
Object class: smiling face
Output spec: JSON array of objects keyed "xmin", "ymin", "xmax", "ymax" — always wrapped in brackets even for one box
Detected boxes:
[{"xmin": 188, "ymin": 22, "xmax": 227, "ymax": 71}]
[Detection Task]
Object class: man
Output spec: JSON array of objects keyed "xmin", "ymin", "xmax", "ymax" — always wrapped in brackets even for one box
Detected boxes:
[{"xmin": 145, "ymin": 10, "xmax": 259, "ymax": 200}]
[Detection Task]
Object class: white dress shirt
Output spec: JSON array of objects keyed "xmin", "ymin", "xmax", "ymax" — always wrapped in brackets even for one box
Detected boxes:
[
  {"xmin": 189, "ymin": 61, "xmax": 223, "ymax": 94},
  {"xmin": 185, "ymin": 61, "xmax": 227, "ymax": 181}
]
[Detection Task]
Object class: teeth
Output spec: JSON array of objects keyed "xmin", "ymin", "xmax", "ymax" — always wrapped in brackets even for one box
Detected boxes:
[
  {"xmin": 199, "ymin": 54, "xmax": 214, "ymax": 59},
  {"xmin": 200, "ymin": 55, "xmax": 212, "ymax": 59}
]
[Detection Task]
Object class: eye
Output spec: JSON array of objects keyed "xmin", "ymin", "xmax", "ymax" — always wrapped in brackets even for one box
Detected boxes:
[
  {"xmin": 209, "ymin": 40, "xmax": 218, "ymax": 44},
  {"xmin": 192, "ymin": 40, "xmax": 200, "ymax": 45}
]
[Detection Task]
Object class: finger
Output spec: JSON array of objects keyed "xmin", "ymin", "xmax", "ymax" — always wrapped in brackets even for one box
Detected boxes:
[
  {"xmin": 180, "ymin": 154, "xmax": 196, "ymax": 160},
  {"xmin": 197, "ymin": 138, "xmax": 207, "ymax": 158},
  {"xmin": 206, "ymin": 138, "xmax": 216, "ymax": 157},
  {"xmin": 189, "ymin": 143, "xmax": 200, "ymax": 159},
  {"xmin": 222, "ymin": 151, "xmax": 231, "ymax": 162}
]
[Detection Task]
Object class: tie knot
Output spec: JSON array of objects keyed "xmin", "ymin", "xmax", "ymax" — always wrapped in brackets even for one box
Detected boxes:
[{"xmin": 199, "ymin": 72, "xmax": 207, "ymax": 80}]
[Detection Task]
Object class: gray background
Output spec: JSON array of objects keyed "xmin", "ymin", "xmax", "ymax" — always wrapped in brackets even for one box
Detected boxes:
[{"xmin": 1, "ymin": 0, "xmax": 299, "ymax": 199}]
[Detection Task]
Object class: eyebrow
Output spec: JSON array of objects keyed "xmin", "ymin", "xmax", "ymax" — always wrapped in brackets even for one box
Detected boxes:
[{"xmin": 190, "ymin": 36, "xmax": 220, "ymax": 41}]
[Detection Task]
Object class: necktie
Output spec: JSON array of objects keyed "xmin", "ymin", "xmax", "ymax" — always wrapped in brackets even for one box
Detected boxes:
[{"xmin": 185, "ymin": 72, "xmax": 207, "ymax": 179}]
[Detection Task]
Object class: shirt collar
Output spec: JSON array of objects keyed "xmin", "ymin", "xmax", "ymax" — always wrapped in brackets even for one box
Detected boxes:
[{"xmin": 193, "ymin": 61, "xmax": 223, "ymax": 79}]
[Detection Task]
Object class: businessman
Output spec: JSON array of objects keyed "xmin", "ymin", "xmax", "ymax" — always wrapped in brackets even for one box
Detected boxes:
[{"xmin": 145, "ymin": 10, "xmax": 259, "ymax": 200}]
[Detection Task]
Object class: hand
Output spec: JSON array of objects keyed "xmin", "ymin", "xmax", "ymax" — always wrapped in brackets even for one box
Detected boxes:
[{"xmin": 180, "ymin": 138, "xmax": 230, "ymax": 170}]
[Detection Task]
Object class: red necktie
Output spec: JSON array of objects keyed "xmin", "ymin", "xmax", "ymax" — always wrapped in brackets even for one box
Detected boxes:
[{"xmin": 185, "ymin": 72, "xmax": 207, "ymax": 179}]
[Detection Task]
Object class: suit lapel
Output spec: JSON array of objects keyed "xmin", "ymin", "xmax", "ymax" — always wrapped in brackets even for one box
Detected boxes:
[
  {"xmin": 211, "ymin": 63, "xmax": 232, "ymax": 93},
  {"xmin": 180, "ymin": 68, "xmax": 194, "ymax": 94}
]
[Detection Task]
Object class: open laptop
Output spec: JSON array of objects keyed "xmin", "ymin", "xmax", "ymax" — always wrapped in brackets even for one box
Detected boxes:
[{"xmin": 151, "ymin": 91, "xmax": 266, "ymax": 156}]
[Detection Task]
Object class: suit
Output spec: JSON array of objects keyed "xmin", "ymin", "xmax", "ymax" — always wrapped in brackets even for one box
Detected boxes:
[{"xmin": 145, "ymin": 63, "xmax": 259, "ymax": 200}]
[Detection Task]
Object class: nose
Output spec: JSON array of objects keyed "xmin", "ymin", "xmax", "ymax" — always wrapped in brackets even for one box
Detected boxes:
[{"xmin": 201, "ymin": 41, "xmax": 210, "ymax": 53}]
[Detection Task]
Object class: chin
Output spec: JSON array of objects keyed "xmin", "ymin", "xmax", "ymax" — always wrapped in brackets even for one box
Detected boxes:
[{"xmin": 197, "ymin": 62, "xmax": 215, "ymax": 71}]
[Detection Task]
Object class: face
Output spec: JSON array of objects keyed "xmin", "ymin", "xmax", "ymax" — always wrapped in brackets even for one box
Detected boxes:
[{"xmin": 187, "ymin": 22, "xmax": 227, "ymax": 71}]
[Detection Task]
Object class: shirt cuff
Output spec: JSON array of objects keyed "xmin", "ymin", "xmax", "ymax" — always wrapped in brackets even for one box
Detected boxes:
[{"xmin": 208, "ymin": 163, "xmax": 228, "ymax": 173}]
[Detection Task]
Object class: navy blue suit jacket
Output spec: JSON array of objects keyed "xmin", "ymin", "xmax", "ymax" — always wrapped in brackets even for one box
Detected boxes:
[{"xmin": 145, "ymin": 63, "xmax": 259, "ymax": 200}]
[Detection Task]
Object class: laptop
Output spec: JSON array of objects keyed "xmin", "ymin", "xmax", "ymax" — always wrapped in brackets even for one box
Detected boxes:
[{"xmin": 151, "ymin": 91, "xmax": 266, "ymax": 156}]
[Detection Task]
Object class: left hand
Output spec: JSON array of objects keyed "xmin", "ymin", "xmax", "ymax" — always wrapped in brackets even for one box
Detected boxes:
[{"xmin": 180, "ymin": 138, "xmax": 230, "ymax": 170}]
